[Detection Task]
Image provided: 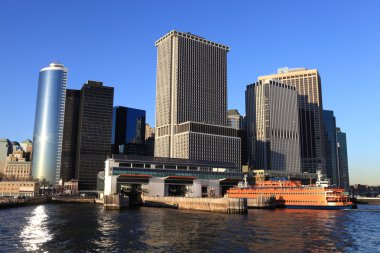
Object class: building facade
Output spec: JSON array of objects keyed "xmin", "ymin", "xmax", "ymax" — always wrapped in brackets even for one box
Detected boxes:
[
  {"xmin": 337, "ymin": 128, "xmax": 349, "ymax": 190},
  {"xmin": 258, "ymin": 68, "xmax": 325, "ymax": 174},
  {"xmin": 75, "ymin": 81, "xmax": 114, "ymax": 191},
  {"xmin": 0, "ymin": 181, "xmax": 38, "ymax": 197},
  {"xmin": 111, "ymin": 106, "xmax": 146, "ymax": 155},
  {"xmin": 32, "ymin": 63, "xmax": 68, "ymax": 185},
  {"xmin": 323, "ymin": 110, "xmax": 339, "ymax": 186},
  {"xmin": 154, "ymin": 30, "xmax": 241, "ymax": 167},
  {"xmin": 4, "ymin": 161, "xmax": 32, "ymax": 181},
  {"xmin": 246, "ymin": 79, "xmax": 301, "ymax": 172}
]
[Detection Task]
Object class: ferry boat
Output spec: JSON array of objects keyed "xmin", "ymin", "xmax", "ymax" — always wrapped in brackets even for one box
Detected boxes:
[{"xmin": 227, "ymin": 171, "xmax": 355, "ymax": 210}]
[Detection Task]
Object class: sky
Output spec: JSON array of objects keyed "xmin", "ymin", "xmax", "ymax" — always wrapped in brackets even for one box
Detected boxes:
[{"xmin": 0, "ymin": 1, "xmax": 379, "ymax": 185}]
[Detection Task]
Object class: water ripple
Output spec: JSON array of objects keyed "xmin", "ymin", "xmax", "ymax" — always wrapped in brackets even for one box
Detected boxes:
[{"xmin": 0, "ymin": 204, "xmax": 379, "ymax": 252}]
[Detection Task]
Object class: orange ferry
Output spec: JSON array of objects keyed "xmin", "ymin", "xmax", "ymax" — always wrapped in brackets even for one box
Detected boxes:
[{"xmin": 227, "ymin": 171, "xmax": 354, "ymax": 210}]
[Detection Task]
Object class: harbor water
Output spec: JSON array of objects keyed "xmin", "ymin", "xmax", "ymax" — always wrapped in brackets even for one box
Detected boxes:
[{"xmin": 0, "ymin": 204, "xmax": 379, "ymax": 252}]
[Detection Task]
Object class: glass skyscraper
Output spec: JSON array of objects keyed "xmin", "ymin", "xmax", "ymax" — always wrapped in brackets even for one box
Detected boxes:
[
  {"xmin": 32, "ymin": 63, "xmax": 67, "ymax": 185},
  {"xmin": 111, "ymin": 106, "xmax": 146, "ymax": 155},
  {"xmin": 323, "ymin": 110, "xmax": 339, "ymax": 186},
  {"xmin": 337, "ymin": 128, "xmax": 350, "ymax": 190}
]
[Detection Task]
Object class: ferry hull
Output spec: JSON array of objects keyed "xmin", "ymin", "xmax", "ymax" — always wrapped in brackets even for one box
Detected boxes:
[{"xmin": 284, "ymin": 204, "xmax": 354, "ymax": 210}]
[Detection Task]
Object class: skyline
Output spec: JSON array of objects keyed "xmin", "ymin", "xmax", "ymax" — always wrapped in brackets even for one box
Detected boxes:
[{"xmin": 1, "ymin": 1, "xmax": 379, "ymax": 184}]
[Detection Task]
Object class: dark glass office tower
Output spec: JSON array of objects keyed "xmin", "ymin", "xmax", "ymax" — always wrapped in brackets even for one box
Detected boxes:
[
  {"xmin": 111, "ymin": 106, "xmax": 146, "ymax": 155},
  {"xmin": 61, "ymin": 89, "xmax": 80, "ymax": 182},
  {"xmin": 75, "ymin": 81, "xmax": 114, "ymax": 190},
  {"xmin": 323, "ymin": 110, "xmax": 339, "ymax": 185},
  {"xmin": 337, "ymin": 128, "xmax": 349, "ymax": 190}
]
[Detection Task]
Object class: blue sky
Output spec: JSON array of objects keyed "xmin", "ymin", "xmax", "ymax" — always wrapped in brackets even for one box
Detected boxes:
[{"xmin": 0, "ymin": 1, "xmax": 379, "ymax": 185}]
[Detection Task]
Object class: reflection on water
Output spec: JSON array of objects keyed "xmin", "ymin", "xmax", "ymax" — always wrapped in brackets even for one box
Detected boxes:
[
  {"xmin": 0, "ymin": 204, "xmax": 379, "ymax": 252},
  {"xmin": 92, "ymin": 208, "xmax": 121, "ymax": 251},
  {"xmin": 20, "ymin": 205, "xmax": 52, "ymax": 251}
]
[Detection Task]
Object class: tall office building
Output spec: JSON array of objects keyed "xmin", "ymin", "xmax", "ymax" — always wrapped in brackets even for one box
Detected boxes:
[
  {"xmin": 75, "ymin": 81, "xmax": 114, "ymax": 190},
  {"xmin": 154, "ymin": 30, "xmax": 240, "ymax": 167},
  {"xmin": 228, "ymin": 110, "xmax": 248, "ymax": 165},
  {"xmin": 323, "ymin": 110, "xmax": 339, "ymax": 185},
  {"xmin": 61, "ymin": 89, "xmax": 80, "ymax": 182},
  {"xmin": 111, "ymin": 106, "xmax": 146, "ymax": 155},
  {"xmin": 246, "ymin": 79, "xmax": 301, "ymax": 172},
  {"xmin": 32, "ymin": 63, "xmax": 67, "ymax": 185},
  {"xmin": 0, "ymin": 139, "xmax": 12, "ymax": 174},
  {"xmin": 337, "ymin": 128, "xmax": 349, "ymax": 190},
  {"xmin": 259, "ymin": 68, "xmax": 325, "ymax": 174},
  {"xmin": 20, "ymin": 139, "xmax": 33, "ymax": 161},
  {"xmin": 227, "ymin": 109, "xmax": 243, "ymax": 130}
]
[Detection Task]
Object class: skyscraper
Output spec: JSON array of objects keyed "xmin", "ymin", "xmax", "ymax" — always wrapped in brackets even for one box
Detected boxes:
[
  {"xmin": 154, "ymin": 30, "xmax": 240, "ymax": 167},
  {"xmin": 337, "ymin": 128, "xmax": 349, "ymax": 190},
  {"xmin": 0, "ymin": 139, "xmax": 12, "ymax": 174},
  {"xmin": 61, "ymin": 89, "xmax": 80, "ymax": 182},
  {"xmin": 246, "ymin": 79, "xmax": 301, "ymax": 172},
  {"xmin": 323, "ymin": 110, "xmax": 339, "ymax": 185},
  {"xmin": 111, "ymin": 106, "xmax": 146, "ymax": 155},
  {"xmin": 32, "ymin": 63, "xmax": 67, "ymax": 185},
  {"xmin": 75, "ymin": 81, "xmax": 114, "ymax": 190},
  {"xmin": 259, "ymin": 68, "xmax": 325, "ymax": 174}
]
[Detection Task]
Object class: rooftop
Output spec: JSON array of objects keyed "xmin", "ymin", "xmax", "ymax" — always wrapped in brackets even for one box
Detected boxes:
[
  {"xmin": 277, "ymin": 67, "xmax": 307, "ymax": 74},
  {"xmin": 228, "ymin": 109, "xmax": 241, "ymax": 117},
  {"xmin": 155, "ymin": 30, "xmax": 229, "ymax": 51}
]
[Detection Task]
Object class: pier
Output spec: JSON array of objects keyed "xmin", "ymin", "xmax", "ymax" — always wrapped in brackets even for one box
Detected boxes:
[{"xmin": 104, "ymin": 194, "xmax": 129, "ymax": 210}]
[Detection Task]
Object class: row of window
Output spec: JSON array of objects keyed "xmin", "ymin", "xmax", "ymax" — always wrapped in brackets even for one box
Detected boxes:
[{"xmin": 256, "ymin": 192, "xmax": 326, "ymax": 195}]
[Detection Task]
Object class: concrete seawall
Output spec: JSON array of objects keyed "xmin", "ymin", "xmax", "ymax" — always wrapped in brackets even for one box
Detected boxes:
[
  {"xmin": 0, "ymin": 196, "xmax": 47, "ymax": 209},
  {"xmin": 143, "ymin": 196, "xmax": 247, "ymax": 214},
  {"xmin": 247, "ymin": 195, "xmax": 276, "ymax": 208},
  {"xmin": 51, "ymin": 196, "xmax": 95, "ymax": 204}
]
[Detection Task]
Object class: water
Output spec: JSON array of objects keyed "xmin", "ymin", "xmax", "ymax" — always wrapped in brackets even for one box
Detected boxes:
[{"xmin": 0, "ymin": 204, "xmax": 379, "ymax": 252}]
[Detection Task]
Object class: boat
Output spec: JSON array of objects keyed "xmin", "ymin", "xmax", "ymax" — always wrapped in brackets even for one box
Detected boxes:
[{"xmin": 227, "ymin": 171, "xmax": 355, "ymax": 210}]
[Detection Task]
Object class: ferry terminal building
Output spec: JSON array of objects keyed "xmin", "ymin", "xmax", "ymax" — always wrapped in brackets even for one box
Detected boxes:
[{"xmin": 98, "ymin": 155, "xmax": 243, "ymax": 198}]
